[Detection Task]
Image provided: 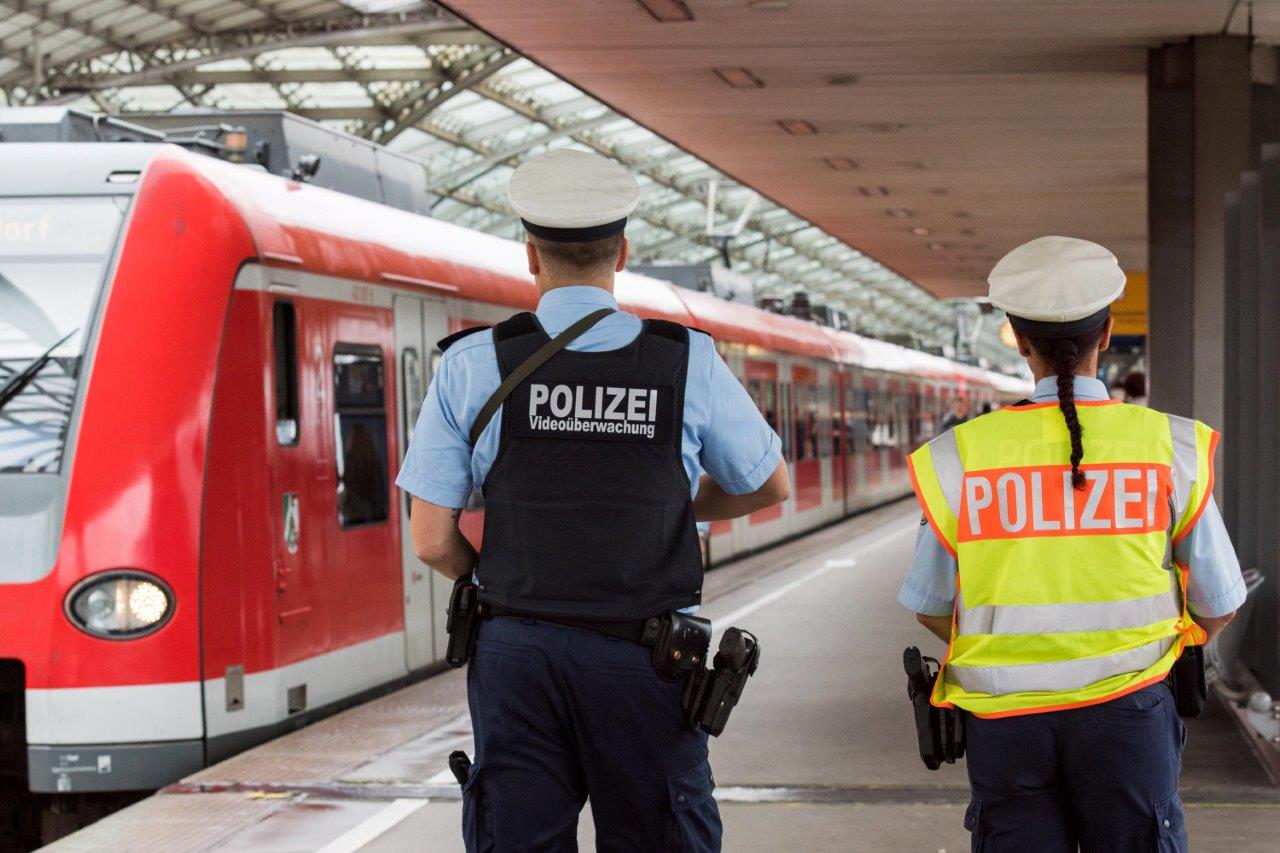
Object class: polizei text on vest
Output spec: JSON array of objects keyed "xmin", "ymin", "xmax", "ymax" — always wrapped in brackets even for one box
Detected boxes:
[{"xmin": 528, "ymin": 382, "xmax": 660, "ymax": 439}]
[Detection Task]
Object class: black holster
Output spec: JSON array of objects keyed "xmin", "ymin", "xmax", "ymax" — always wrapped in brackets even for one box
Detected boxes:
[
  {"xmin": 445, "ymin": 575, "xmax": 484, "ymax": 668},
  {"xmin": 642, "ymin": 611, "xmax": 761, "ymax": 737},
  {"xmin": 1168, "ymin": 644, "xmax": 1207, "ymax": 718},
  {"xmin": 683, "ymin": 627, "xmax": 761, "ymax": 737},
  {"xmin": 904, "ymin": 646, "xmax": 965, "ymax": 770}
]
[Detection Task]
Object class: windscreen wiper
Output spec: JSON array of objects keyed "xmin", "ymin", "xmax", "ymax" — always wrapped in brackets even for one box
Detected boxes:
[{"xmin": 0, "ymin": 328, "xmax": 78, "ymax": 413}]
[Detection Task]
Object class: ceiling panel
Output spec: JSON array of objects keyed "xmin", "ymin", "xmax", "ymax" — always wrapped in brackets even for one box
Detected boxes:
[{"xmin": 437, "ymin": 0, "xmax": 1250, "ymax": 296}]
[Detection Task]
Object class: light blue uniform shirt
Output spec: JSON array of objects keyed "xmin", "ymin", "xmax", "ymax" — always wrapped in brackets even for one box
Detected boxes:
[
  {"xmin": 396, "ymin": 285, "xmax": 783, "ymax": 511},
  {"xmin": 898, "ymin": 375, "xmax": 1247, "ymax": 619}
]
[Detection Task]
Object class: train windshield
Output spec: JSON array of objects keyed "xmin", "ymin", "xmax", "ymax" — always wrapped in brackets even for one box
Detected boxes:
[{"xmin": 0, "ymin": 196, "xmax": 127, "ymax": 474}]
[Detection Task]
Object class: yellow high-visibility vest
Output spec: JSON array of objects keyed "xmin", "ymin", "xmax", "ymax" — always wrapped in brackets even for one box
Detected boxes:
[{"xmin": 908, "ymin": 399, "xmax": 1217, "ymax": 718}]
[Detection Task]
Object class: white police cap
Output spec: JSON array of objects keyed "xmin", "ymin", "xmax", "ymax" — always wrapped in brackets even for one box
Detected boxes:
[
  {"xmin": 508, "ymin": 149, "xmax": 640, "ymax": 243},
  {"xmin": 988, "ymin": 236, "xmax": 1126, "ymax": 338}
]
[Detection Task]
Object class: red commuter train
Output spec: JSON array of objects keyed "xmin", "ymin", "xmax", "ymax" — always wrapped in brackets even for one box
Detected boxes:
[{"xmin": 0, "ymin": 137, "xmax": 1027, "ymax": 808}]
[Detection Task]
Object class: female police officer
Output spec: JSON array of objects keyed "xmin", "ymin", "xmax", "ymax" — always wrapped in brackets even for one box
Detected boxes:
[{"xmin": 901, "ymin": 236, "xmax": 1246, "ymax": 851}]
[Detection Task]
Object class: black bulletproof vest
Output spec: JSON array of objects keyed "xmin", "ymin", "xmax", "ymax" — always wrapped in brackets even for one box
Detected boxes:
[{"xmin": 475, "ymin": 312, "xmax": 705, "ymax": 621}]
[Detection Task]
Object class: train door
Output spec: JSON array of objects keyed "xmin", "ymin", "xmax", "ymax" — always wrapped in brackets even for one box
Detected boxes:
[
  {"xmin": 706, "ymin": 343, "xmax": 742, "ymax": 565},
  {"xmin": 737, "ymin": 357, "xmax": 786, "ymax": 552},
  {"xmin": 393, "ymin": 295, "xmax": 448, "ymax": 670},
  {"xmin": 267, "ymin": 296, "xmax": 321, "ymax": 668},
  {"xmin": 830, "ymin": 370, "xmax": 847, "ymax": 517}
]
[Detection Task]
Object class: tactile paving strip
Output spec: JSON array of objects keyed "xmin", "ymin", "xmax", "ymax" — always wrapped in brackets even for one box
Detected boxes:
[
  {"xmin": 42, "ymin": 792, "xmax": 288, "ymax": 853},
  {"xmin": 186, "ymin": 669, "xmax": 468, "ymax": 786}
]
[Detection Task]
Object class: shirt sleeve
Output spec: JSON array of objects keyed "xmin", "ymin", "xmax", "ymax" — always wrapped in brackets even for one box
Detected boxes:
[
  {"xmin": 694, "ymin": 334, "xmax": 783, "ymax": 495},
  {"xmin": 394, "ymin": 352, "xmax": 474, "ymax": 509},
  {"xmin": 1176, "ymin": 497, "xmax": 1248, "ymax": 618},
  {"xmin": 898, "ymin": 521, "xmax": 959, "ymax": 616}
]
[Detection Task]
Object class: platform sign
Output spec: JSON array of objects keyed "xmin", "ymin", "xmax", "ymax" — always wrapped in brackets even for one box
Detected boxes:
[{"xmin": 1113, "ymin": 273, "xmax": 1148, "ymax": 337}]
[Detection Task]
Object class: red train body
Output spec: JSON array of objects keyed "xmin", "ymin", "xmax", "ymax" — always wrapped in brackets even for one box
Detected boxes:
[{"xmin": 0, "ymin": 143, "xmax": 1026, "ymax": 795}]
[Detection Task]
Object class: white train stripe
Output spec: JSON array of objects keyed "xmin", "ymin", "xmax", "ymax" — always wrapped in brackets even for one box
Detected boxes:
[
  {"xmin": 204, "ymin": 631, "xmax": 408, "ymax": 738},
  {"xmin": 27, "ymin": 632, "xmax": 409, "ymax": 745},
  {"xmin": 26, "ymin": 681, "xmax": 202, "ymax": 744}
]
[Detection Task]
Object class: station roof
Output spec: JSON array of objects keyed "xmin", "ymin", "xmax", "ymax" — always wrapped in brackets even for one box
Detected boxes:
[
  {"xmin": 440, "ymin": 0, "xmax": 1275, "ymax": 299},
  {"xmin": 14, "ymin": 1, "xmax": 1239, "ymax": 368}
]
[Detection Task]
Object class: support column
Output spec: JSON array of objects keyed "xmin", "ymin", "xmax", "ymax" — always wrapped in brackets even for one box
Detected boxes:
[
  {"xmin": 1147, "ymin": 36, "xmax": 1251, "ymax": 427},
  {"xmin": 1150, "ymin": 36, "xmax": 1280, "ymax": 692}
]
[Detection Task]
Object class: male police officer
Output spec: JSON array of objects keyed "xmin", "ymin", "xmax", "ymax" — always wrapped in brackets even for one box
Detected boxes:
[
  {"xmin": 901, "ymin": 237, "xmax": 1246, "ymax": 851},
  {"xmin": 396, "ymin": 148, "xmax": 789, "ymax": 851}
]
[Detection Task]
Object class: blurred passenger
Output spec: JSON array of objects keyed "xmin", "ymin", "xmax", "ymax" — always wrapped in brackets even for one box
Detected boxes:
[
  {"xmin": 1123, "ymin": 369, "xmax": 1148, "ymax": 406},
  {"xmin": 940, "ymin": 395, "xmax": 969, "ymax": 431}
]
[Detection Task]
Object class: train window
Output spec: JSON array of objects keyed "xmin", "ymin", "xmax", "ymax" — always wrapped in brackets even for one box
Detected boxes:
[
  {"xmin": 0, "ymin": 196, "xmax": 125, "ymax": 474},
  {"xmin": 272, "ymin": 301, "xmax": 299, "ymax": 446},
  {"xmin": 747, "ymin": 379, "xmax": 779, "ymax": 435},
  {"xmin": 333, "ymin": 343, "xmax": 389, "ymax": 528},
  {"xmin": 401, "ymin": 347, "xmax": 424, "ymax": 518},
  {"xmin": 401, "ymin": 347, "xmax": 423, "ymax": 443},
  {"xmin": 830, "ymin": 385, "xmax": 843, "ymax": 457},
  {"xmin": 793, "ymin": 384, "xmax": 822, "ymax": 460}
]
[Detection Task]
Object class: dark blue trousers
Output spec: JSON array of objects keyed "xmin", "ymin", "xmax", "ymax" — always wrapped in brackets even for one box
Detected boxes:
[
  {"xmin": 964, "ymin": 682, "xmax": 1188, "ymax": 852},
  {"xmin": 463, "ymin": 616, "xmax": 722, "ymax": 852}
]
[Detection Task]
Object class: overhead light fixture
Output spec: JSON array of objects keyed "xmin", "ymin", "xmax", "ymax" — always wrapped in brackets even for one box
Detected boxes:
[
  {"xmin": 911, "ymin": 226, "xmax": 932, "ymax": 236},
  {"xmin": 777, "ymin": 119, "xmax": 817, "ymax": 135},
  {"xmin": 714, "ymin": 67, "xmax": 764, "ymax": 88},
  {"xmin": 887, "ymin": 208, "xmax": 914, "ymax": 219},
  {"xmin": 636, "ymin": 0, "xmax": 694, "ymax": 21},
  {"xmin": 823, "ymin": 157, "xmax": 857, "ymax": 171},
  {"xmin": 857, "ymin": 186, "xmax": 889, "ymax": 197}
]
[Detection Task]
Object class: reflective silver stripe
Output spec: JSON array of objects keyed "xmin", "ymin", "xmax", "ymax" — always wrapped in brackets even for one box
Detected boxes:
[
  {"xmin": 930, "ymin": 429, "xmax": 963, "ymax": 516},
  {"xmin": 947, "ymin": 635, "xmax": 1176, "ymax": 695},
  {"xmin": 956, "ymin": 572, "xmax": 1181, "ymax": 636},
  {"xmin": 1168, "ymin": 414, "xmax": 1198, "ymax": 520}
]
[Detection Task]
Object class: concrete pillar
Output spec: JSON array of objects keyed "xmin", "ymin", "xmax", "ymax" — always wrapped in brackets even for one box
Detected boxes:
[
  {"xmin": 1147, "ymin": 36, "xmax": 1252, "ymax": 428},
  {"xmin": 1150, "ymin": 38, "xmax": 1280, "ymax": 692}
]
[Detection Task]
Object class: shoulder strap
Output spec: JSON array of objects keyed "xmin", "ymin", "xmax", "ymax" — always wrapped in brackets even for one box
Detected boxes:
[
  {"xmin": 643, "ymin": 318, "xmax": 689, "ymax": 344},
  {"xmin": 469, "ymin": 307, "xmax": 614, "ymax": 445},
  {"xmin": 493, "ymin": 311, "xmax": 539, "ymax": 342},
  {"xmin": 437, "ymin": 324, "xmax": 491, "ymax": 353}
]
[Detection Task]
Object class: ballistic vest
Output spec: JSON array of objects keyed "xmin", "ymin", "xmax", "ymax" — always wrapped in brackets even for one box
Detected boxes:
[
  {"xmin": 474, "ymin": 312, "xmax": 704, "ymax": 621},
  {"xmin": 909, "ymin": 399, "xmax": 1218, "ymax": 718}
]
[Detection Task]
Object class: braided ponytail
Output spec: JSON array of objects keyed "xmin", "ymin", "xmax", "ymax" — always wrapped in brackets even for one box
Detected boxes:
[{"xmin": 1027, "ymin": 330, "xmax": 1102, "ymax": 491}]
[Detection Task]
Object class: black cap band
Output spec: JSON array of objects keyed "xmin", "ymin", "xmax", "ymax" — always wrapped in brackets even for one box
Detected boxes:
[
  {"xmin": 1008, "ymin": 306, "xmax": 1110, "ymax": 340},
  {"xmin": 521, "ymin": 217, "xmax": 628, "ymax": 243}
]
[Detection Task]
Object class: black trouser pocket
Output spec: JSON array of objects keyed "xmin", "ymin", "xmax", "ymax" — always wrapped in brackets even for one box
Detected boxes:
[
  {"xmin": 1155, "ymin": 791, "xmax": 1188, "ymax": 853},
  {"xmin": 462, "ymin": 761, "xmax": 494, "ymax": 853},
  {"xmin": 665, "ymin": 759, "xmax": 722, "ymax": 852},
  {"xmin": 964, "ymin": 797, "xmax": 986, "ymax": 852}
]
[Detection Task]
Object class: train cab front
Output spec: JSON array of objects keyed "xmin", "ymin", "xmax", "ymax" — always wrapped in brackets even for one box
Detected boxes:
[{"xmin": 0, "ymin": 138, "xmax": 239, "ymax": 806}]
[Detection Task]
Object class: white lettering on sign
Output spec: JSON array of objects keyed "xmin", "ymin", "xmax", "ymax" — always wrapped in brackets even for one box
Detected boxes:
[
  {"xmin": 0, "ymin": 214, "xmax": 51, "ymax": 244},
  {"xmin": 959, "ymin": 464, "xmax": 1172, "ymax": 542},
  {"xmin": 527, "ymin": 383, "xmax": 661, "ymax": 439}
]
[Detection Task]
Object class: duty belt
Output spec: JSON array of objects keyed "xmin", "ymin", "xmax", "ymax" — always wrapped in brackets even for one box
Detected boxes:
[
  {"xmin": 444, "ymin": 577, "xmax": 760, "ymax": 737},
  {"xmin": 483, "ymin": 602, "xmax": 667, "ymax": 647}
]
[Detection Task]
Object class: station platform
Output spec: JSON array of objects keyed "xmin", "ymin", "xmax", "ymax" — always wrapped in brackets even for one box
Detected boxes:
[{"xmin": 45, "ymin": 503, "xmax": 1280, "ymax": 852}]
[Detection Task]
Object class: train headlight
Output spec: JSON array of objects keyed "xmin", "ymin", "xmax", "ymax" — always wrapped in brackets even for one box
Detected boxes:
[{"xmin": 65, "ymin": 571, "xmax": 174, "ymax": 639}]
